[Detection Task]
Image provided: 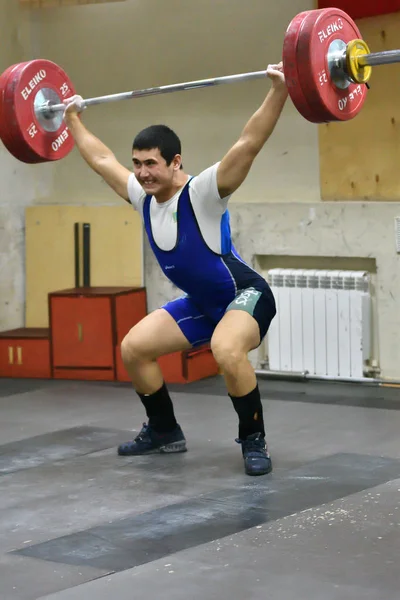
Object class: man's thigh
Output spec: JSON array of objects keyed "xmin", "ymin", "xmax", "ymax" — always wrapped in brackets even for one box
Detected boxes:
[
  {"xmin": 123, "ymin": 307, "xmax": 192, "ymax": 359},
  {"xmin": 162, "ymin": 295, "xmax": 217, "ymax": 348},
  {"xmin": 220, "ymin": 286, "xmax": 277, "ymax": 349}
]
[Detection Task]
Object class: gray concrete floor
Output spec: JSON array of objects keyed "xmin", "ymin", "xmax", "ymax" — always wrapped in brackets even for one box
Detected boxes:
[{"xmin": 1, "ymin": 376, "xmax": 400, "ymax": 600}]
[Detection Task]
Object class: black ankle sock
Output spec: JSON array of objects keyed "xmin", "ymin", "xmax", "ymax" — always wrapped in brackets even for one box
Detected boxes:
[
  {"xmin": 137, "ymin": 382, "xmax": 178, "ymax": 433},
  {"xmin": 229, "ymin": 384, "xmax": 265, "ymax": 440}
]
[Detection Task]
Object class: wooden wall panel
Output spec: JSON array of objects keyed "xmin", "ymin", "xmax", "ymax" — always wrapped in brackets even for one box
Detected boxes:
[
  {"xmin": 25, "ymin": 204, "xmax": 143, "ymax": 327},
  {"xmin": 319, "ymin": 13, "xmax": 400, "ymax": 201}
]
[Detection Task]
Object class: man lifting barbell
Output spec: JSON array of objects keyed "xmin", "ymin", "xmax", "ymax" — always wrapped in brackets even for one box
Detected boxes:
[
  {"xmin": 1, "ymin": 5, "xmax": 398, "ymax": 474},
  {"xmin": 62, "ymin": 62, "xmax": 288, "ymax": 476}
]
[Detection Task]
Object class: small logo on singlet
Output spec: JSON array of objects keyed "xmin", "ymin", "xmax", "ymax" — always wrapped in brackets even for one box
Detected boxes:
[
  {"xmin": 234, "ymin": 287, "xmax": 260, "ymax": 306},
  {"xmin": 165, "ymin": 265, "xmax": 175, "ymax": 270},
  {"xmin": 172, "ymin": 211, "xmax": 177, "ymax": 223}
]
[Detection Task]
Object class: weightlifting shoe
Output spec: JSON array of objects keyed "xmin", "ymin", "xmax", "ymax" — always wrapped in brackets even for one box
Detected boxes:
[
  {"xmin": 236, "ymin": 432, "xmax": 272, "ymax": 476},
  {"xmin": 118, "ymin": 422, "xmax": 187, "ymax": 455}
]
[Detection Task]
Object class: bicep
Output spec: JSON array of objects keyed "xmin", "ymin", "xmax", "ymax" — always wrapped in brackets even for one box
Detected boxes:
[
  {"xmin": 95, "ymin": 155, "xmax": 132, "ymax": 202},
  {"xmin": 217, "ymin": 139, "xmax": 256, "ymax": 198}
]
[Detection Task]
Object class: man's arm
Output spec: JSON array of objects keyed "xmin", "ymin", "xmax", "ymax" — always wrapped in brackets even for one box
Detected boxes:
[
  {"xmin": 63, "ymin": 98, "xmax": 131, "ymax": 202},
  {"xmin": 217, "ymin": 62, "xmax": 288, "ymax": 199}
]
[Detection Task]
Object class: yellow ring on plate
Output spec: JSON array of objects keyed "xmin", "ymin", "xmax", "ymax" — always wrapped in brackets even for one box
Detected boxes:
[{"xmin": 346, "ymin": 39, "xmax": 372, "ymax": 84}]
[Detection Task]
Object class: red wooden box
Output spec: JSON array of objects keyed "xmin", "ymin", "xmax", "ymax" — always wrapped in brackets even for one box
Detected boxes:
[
  {"xmin": 115, "ymin": 343, "xmax": 219, "ymax": 384},
  {"xmin": 0, "ymin": 328, "xmax": 51, "ymax": 378},
  {"xmin": 49, "ymin": 287, "xmax": 147, "ymax": 380}
]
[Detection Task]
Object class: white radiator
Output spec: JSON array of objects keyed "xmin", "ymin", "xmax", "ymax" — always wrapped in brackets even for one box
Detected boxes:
[{"xmin": 267, "ymin": 269, "xmax": 372, "ymax": 378}]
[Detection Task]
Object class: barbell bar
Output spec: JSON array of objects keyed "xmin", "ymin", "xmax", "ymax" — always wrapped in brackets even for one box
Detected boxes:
[
  {"xmin": 358, "ymin": 49, "xmax": 400, "ymax": 67},
  {"xmin": 38, "ymin": 70, "xmax": 270, "ymax": 115},
  {"xmin": 2, "ymin": 7, "xmax": 400, "ymax": 164},
  {"xmin": 38, "ymin": 46, "xmax": 400, "ymax": 117}
]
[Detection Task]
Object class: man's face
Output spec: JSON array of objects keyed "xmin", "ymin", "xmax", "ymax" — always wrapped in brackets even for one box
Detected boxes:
[{"xmin": 132, "ymin": 148, "xmax": 180, "ymax": 196}]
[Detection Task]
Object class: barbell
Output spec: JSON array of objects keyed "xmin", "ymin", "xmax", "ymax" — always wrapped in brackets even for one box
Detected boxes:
[{"xmin": 1, "ymin": 6, "xmax": 399, "ymax": 164}]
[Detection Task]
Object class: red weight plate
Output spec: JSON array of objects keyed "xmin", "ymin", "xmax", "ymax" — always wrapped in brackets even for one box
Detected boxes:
[
  {"xmin": 6, "ymin": 60, "xmax": 76, "ymax": 162},
  {"xmin": 0, "ymin": 64, "xmax": 29, "ymax": 150},
  {"xmin": 0, "ymin": 62, "xmax": 52, "ymax": 163},
  {"xmin": 0, "ymin": 62, "xmax": 45, "ymax": 163},
  {"xmin": 296, "ymin": 8, "xmax": 368, "ymax": 122},
  {"xmin": 283, "ymin": 11, "xmax": 329, "ymax": 123},
  {"xmin": 2, "ymin": 60, "xmax": 76, "ymax": 163}
]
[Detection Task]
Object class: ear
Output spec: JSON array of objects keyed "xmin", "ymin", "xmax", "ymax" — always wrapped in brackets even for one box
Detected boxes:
[{"xmin": 172, "ymin": 154, "xmax": 182, "ymax": 171}]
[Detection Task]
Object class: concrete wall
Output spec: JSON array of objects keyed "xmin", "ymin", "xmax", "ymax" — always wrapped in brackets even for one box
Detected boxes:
[
  {"xmin": 1, "ymin": 0, "xmax": 399, "ymax": 379},
  {"xmin": 0, "ymin": 0, "xmax": 55, "ymax": 330},
  {"xmin": 30, "ymin": 0, "xmax": 320, "ymax": 207},
  {"xmin": 0, "ymin": 0, "xmax": 319, "ymax": 333}
]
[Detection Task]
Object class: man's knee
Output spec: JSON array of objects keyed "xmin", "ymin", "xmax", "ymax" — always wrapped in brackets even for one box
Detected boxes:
[
  {"xmin": 210, "ymin": 337, "xmax": 244, "ymax": 373},
  {"xmin": 121, "ymin": 329, "xmax": 153, "ymax": 365}
]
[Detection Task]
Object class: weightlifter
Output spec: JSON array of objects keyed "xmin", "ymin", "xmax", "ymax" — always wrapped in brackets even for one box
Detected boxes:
[{"xmin": 62, "ymin": 62, "xmax": 288, "ymax": 476}]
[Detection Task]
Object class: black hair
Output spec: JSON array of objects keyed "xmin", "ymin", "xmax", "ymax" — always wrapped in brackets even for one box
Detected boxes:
[{"xmin": 132, "ymin": 124, "xmax": 183, "ymax": 168}]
